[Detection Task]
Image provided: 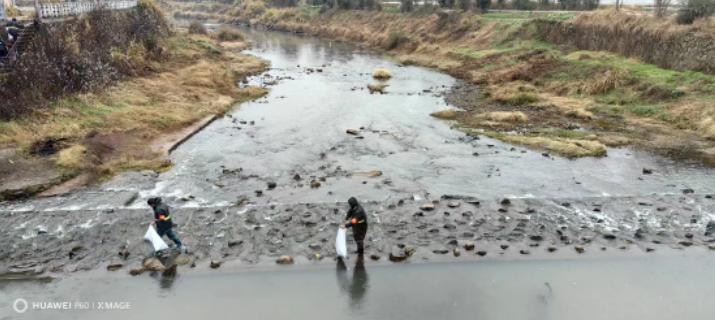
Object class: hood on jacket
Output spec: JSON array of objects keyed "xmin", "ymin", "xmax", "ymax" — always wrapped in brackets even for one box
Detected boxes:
[
  {"xmin": 147, "ymin": 197, "xmax": 163, "ymax": 206},
  {"xmin": 348, "ymin": 197, "xmax": 358, "ymax": 209}
]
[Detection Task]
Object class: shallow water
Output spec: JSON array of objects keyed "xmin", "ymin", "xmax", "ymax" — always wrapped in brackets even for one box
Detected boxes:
[
  {"xmin": 133, "ymin": 27, "xmax": 715, "ymax": 208},
  {"xmin": 2, "ymin": 253, "xmax": 715, "ymax": 320}
]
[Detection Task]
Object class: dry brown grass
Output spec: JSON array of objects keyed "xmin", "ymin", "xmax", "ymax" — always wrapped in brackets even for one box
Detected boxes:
[
  {"xmin": 536, "ymin": 95, "xmax": 595, "ymax": 120},
  {"xmin": 475, "ymin": 111, "xmax": 528, "ymax": 123},
  {"xmin": 582, "ymin": 68, "xmax": 627, "ymax": 95},
  {"xmin": 430, "ymin": 109, "xmax": 460, "ymax": 120},
  {"xmin": 6, "ymin": 5, "xmax": 21, "ymax": 17},
  {"xmin": 372, "ymin": 68, "xmax": 393, "ymax": 79},
  {"xmin": 215, "ymin": 26, "xmax": 245, "ymax": 42},
  {"xmin": 57, "ymin": 145, "xmax": 88, "ymax": 169},
  {"xmin": 397, "ymin": 54, "xmax": 462, "ymax": 72},
  {"xmin": 502, "ymin": 135, "xmax": 607, "ymax": 158},
  {"xmin": 486, "ymin": 83, "xmax": 540, "ymax": 106},
  {"xmin": 0, "ymin": 33, "xmax": 267, "ymax": 179}
]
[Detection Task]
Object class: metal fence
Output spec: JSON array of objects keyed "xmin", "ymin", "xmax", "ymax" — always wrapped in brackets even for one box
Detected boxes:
[{"xmin": 34, "ymin": 0, "xmax": 138, "ymax": 21}]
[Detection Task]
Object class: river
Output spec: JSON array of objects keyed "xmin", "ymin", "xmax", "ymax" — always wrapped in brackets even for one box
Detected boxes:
[{"xmin": 1, "ymin": 23, "xmax": 715, "ymax": 320}]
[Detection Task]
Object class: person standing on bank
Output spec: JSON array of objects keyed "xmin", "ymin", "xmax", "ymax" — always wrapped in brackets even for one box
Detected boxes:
[
  {"xmin": 147, "ymin": 197, "xmax": 185, "ymax": 253},
  {"xmin": 340, "ymin": 197, "xmax": 368, "ymax": 255}
]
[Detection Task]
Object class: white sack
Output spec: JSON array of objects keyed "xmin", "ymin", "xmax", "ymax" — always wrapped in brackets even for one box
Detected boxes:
[
  {"xmin": 336, "ymin": 228, "xmax": 348, "ymax": 258},
  {"xmin": 144, "ymin": 226, "xmax": 169, "ymax": 251}
]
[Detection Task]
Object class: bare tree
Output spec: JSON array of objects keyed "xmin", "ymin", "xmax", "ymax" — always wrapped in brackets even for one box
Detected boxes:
[
  {"xmin": 615, "ymin": 0, "xmax": 621, "ymax": 10},
  {"xmin": 654, "ymin": 0, "xmax": 671, "ymax": 17}
]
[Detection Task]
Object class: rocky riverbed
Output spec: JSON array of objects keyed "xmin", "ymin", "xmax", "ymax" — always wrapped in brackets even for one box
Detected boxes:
[{"xmin": 2, "ymin": 179, "xmax": 714, "ymax": 279}]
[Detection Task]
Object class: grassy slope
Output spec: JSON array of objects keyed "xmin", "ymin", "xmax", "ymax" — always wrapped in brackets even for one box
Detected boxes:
[
  {"xmin": 169, "ymin": 2, "xmax": 715, "ymax": 160},
  {"xmin": 0, "ymin": 31, "xmax": 267, "ymax": 178}
]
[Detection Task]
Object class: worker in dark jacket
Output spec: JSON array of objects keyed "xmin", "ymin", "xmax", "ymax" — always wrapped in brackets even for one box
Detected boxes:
[
  {"xmin": 147, "ymin": 197, "xmax": 185, "ymax": 252},
  {"xmin": 7, "ymin": 18, "xmax": 20, "ymax": 42},
  {"xmin": 340, "ymin": 197, "xmax": 368, "ymax": 255}
]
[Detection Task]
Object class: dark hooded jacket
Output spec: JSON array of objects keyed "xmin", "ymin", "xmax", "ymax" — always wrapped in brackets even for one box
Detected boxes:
[
  {"xmin": 344, "ymin": 197, "xmax": 368, "ymax": 240},
  {"xmin": 148, "ymin": 197, "xmax": 172, "ymax": 232}
]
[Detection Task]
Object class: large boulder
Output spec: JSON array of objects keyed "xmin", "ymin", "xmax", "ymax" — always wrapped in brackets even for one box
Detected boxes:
[{"xmin": 142, "ymin": 258, "xmax": 165, "ymax": 271}]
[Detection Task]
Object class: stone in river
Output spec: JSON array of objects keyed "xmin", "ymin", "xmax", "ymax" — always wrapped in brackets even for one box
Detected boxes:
[
  {"xmin": 210, "ymin": 261, "xmax": 222, "ymax": 268},
  {"xmin": 370, "ymin": 254, "xmax": 381, "ymax": 261},
  {"xmin": 346, "ymin": 129, "xmax": 360, "ymax": 135},
  {"xmin": 277, "ymin": 255, "xmax": 294, "ymax": 265},
  {"xmin": 574, "ymin": 246, "xmax": 585, "ymax": 254},
  {"xmin": 448, "ymin": 202, "xmax": 460, "ymax": 208},
  {"xmin": 464, "ymin": 242, "xmax": 475, "ymax": 251},
  {"xmin": 389, "ymin": 253, "xmax": 407, "ymax": 262},
  {"xmin": 268, "ymin": 181, "xmax": 277, "ymax": 189},
  {"xmin": 476, "ymin": 251, "xmax": 487, "ymax": 256},
  {"xmin": 420, "ymin": 204, "xmax": 435, "ymax": 211},
  {"xmin": 453, "ymin": 248, "xmax": 461, "ymax": 257}
]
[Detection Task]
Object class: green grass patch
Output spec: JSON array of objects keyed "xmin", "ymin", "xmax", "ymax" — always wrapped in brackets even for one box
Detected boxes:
[
  {"xmin": 628, "ymin": 105, "xmax": 665, "ymax": 116},
  {"xmin": 536, "ymin": 128, "xmax": 590, "ymax": 140},
  {"xmin": 481, "ymin": 12, "xmax": 533, "ymax": 20},
  {"xmin": 544, "ymin": 13, "xmax": 575, "ymax": 21}
]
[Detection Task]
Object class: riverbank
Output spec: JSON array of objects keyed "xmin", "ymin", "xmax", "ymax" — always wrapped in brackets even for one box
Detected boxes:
[
  {"xmin": 166, "ymin": 2, "xmax": 715, "ymax": 162},
  {"xmin": 0, "ymin": 30, "xmax": 267, "ymax": 200}
]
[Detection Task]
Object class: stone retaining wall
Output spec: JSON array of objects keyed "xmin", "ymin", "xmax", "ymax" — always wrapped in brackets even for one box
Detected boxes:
[{"xmin": 538, "ymin": 19, "xmax": 715, "ymax": 74}]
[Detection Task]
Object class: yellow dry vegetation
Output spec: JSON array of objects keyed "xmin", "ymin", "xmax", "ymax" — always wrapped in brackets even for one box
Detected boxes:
[
  {"xmin": 0, "ymin": 37, "xmax": 266, "ymax": 148},
  {"xmin": 430, "ymin": 109, "xmax": 459, "ymax": 120},
  {"xmin": 474, "ymin": 111, "xmax": 528, "ymax": 123},
  {"xmin": 502, "ymin": 135, "xmax": 607, "ymax": 158},
  {"xmin": 372, "ymin": 68, "xmax": 393, "ymax": 79},
  {"xmin": 57, "ymin": 144, "xmax": 88, "ymax": 169},
  {"xmin": 536, "ymin": 95, "xmax": 595, "ymax": 120},
  {"xmin": 397, "ymin": 54, "xmax": 462, "ymax": 72}
]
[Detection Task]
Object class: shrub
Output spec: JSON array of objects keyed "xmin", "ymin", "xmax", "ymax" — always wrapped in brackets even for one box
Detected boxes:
[
  {"xmin": 497, "ymin": 0, "xmax": 505, "ymax": 8},
  {"xmin": 217, "ymin": 26, "xmax": 244, "ymax": 41},
  {"xmin": 385, "ymin": 32, "xmax": 407, "ymax": 49},
  {"xmin": 188, "ymin": 21, "xmax": 207, "ymax": 34},
  {"xmin": 372, "ymin": 68, "xmax": 393, "ymax": 79},
  {"xmin": 0, "ymin": 2, "xmax": 168, "ymax": 120},
  {"xmin": 582, "ymin": 0, "xmax": 599, "ymax": 10},
  {"xmin": 439, "ymin": 0, "xmax": 456, "ymax": 7},
  {"xmin": 677, "ymin": 0, "xmax": 715, "ymax": 24},
  {"xmin": 515, "ymin": 0, "xmax": 537, "ymax": 10},
  {"xmin": 456, "ymin": 0, "xmax": 471, "ymax": 11},
  {"xmin": 476, "ymin": 0, "xmax": 491, "ymax": 12},
  {"xmin": 401, "ymin": 0, "xmax": 414, "ymax": 12},
  {"xmin": 247, "ymin": 0, "xmax": 268, "ymax": 16},
  {"xmin": 319, "ymin": 4, "xmax": 328, "ymax": 13}
]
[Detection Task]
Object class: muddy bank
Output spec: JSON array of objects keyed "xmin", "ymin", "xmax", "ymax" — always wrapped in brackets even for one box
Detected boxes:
[
  {"xmin": 0, "ymin": 32, "xmax": 268, "ymax": 200},
  {"xmin": 2, "ymin": 190, "xmax": 714, "ymax": 278}
]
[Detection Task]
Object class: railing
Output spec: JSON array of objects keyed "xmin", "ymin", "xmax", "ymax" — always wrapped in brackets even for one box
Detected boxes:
[
  {"xmin": 1, "ymin": 2, "xmax": 7, "ymax": 22},
  {"xmin": 34, "ymin": 0, "xmax": 138, "ymax": 21}
]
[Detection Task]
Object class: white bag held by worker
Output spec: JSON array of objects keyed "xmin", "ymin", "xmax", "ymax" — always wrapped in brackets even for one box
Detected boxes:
[
  {"xmin": 336, "ymin": 228, "xmax": 348, "ymax": 258},
  {"xmin": 144, "ymin": 226, "xmax": 169, "ymax": 251}
]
